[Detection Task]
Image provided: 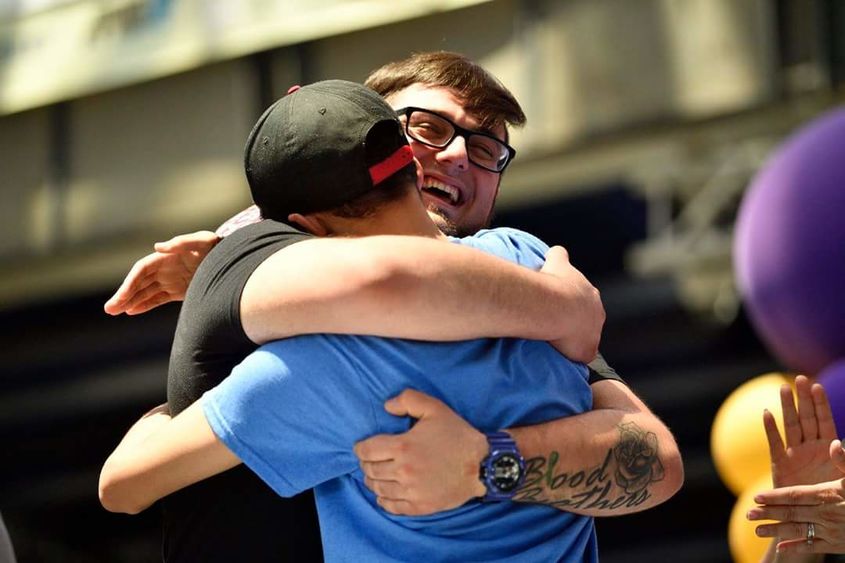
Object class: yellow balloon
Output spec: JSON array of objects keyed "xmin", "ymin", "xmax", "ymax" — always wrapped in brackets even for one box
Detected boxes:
[
  {"xmin": 710, "ymin": 373, "xmax": 791, "ymax": 495},
  {"xmin": 729, "ymin": 473, "xmax": 776, "ymax": 563}
]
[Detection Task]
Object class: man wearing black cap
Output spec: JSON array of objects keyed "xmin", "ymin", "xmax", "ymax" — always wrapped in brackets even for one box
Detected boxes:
[{"xmin": 100, "ymin": 80, "xmax": 681, "ymax": 561}]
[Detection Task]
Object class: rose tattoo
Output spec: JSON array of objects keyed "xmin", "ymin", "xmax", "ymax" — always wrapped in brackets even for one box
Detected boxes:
[{"xmin": 613, "ymin": 422, "xmax": 665, "ymax": 493}]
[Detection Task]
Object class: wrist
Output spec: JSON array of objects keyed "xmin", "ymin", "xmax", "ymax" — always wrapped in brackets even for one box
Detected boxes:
[
  {"xmin": 478, "ymin": 431, "xmax": 526, "ymax": 501},
  {"xmin": 468, "ymin": 430, "xmax": 488, "ymax": 499}
]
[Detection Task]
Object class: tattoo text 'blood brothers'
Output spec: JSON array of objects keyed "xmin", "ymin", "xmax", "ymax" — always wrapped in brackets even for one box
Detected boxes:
[{"xmin": 514, "ymin": 422, "xmax": 664, "ymax": 509}]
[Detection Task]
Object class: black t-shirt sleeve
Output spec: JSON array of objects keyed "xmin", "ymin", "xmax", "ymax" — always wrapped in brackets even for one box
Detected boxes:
[
  {"xmin": 587, "ymin": 352, "xmax": 626, "ymax": 386},
  {"xmin": 167, "ymin": 219, "xmax": 312, "ymax": 414}
]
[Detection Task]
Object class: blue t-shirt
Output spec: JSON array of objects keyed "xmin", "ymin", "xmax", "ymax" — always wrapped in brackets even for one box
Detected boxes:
[{"xmin": 203, "ymin": 228, "xmax": 598, "ymax": 562}]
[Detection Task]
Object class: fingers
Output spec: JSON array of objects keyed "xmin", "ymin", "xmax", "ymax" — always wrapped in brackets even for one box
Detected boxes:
[
  {"xmin": 383, "ymin": 389, "xmax": 445, "ymax": 419},
  {"xmin": 364, "ymin": 476, "xmax": 405, "ymax": 500},
  {"xmin": 363, "ymin": 476, "xmax": 434, "ymax": 516},
  {"xmin": 775, "ymin": 537, "xmax": 827, "ymax": 554},
  {"xmin": 748, "ymin": 504, "xmax": 814, "ymax": 523},
  {"xmin": 114, "ymin": 281, "xmax": 167, "ymax": 314},
  {"xmin": 125, "ymin": 292, "xmax": 174, "ymax": 316},
  {"xmin": 153, "ymin": 231, "xmax": 219, "ymax": 253},
  {"xmin": 545, "ymin": 245, "xmax": 570, "ymax": 263},
  {"xmin": 796, "ymin": 375, "xmax": 820, "ymax": 442},
  {"xmin": 104, "ymin": 253, "xmax": 162, "ymax": 314},
  {"xmin": 754, "ymin": 482, "xmax": 831, "ymax": 506},
  {"xmin": 376, "ymin": 497, "xmax": 428, "ymax": 516},
  {"xmin": 753, "ymin": 520, "xmax": 816, "ymax": 540},
  {"xmin": 763, "ymin": 408, "xmax": 786, "ymax": 463},
  {"xmin": 830, "ymin": 440, "xmax": 845, "ymax": 474},
  {"xmin": 813, "ymin": 383, "xmax": 838, "ymax": 442},
  {"xmin": 781, "ymin": 382, "xmax": 802, "ymax": 447},
  {"xmin": 354, "ymin": 434, "xmax": 402, "ymax": 463},
  {"xmin": 360, "ymin": 460, "xmax": 402, "ymax": 481}
]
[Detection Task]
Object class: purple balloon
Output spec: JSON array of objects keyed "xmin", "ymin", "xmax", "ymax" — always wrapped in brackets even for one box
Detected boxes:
[
  {"xmin": 818, "ymin": 359, "xmax": 845, "ymax": 439},
  {"xmin": 734, "ymin": 107, "xmax": 845, "ymax": 375}
]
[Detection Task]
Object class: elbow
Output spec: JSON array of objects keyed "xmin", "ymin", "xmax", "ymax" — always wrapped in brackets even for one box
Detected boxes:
[
  {"xmin": 660, "ymin": 438, "xmax": 685, "ymax": 501},
  {"xmin": 98, "ymin": 465, "xmax": 146, "ymax": 515}
]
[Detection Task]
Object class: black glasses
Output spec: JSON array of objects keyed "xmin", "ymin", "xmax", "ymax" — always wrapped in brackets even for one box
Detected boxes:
[{"xmin": 395, "ymin": 107, "xmax": 516, "ymax": 173}]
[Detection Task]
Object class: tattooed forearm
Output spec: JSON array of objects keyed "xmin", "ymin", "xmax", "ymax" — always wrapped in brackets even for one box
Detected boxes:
[{"xmin": 513, "ymin": 421, "xmax": 665, "ymax": 511}]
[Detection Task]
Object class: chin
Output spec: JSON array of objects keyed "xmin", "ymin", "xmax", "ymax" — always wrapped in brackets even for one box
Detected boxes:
[{"xmin": 427, "ymin": 208, "xmax": 460, "ymax": 237}]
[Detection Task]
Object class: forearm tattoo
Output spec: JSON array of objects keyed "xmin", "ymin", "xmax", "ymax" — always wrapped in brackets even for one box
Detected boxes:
[{"xmin": 513, "ymin": 422, "xmax": 665, "ymax": 510}]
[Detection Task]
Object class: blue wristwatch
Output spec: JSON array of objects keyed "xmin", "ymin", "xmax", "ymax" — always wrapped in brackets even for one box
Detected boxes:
[{"xmin": 479, "ymin": 431, "xmax": 525, "ymax": 501}]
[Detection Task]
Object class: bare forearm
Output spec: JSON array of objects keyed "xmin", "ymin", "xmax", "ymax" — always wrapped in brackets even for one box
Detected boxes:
[
  {"xmin": 243, "ymin": 236, "xmax": 599, "ymax": 351},
  {"xmin": 99, "ymin": 402, "xmax": 239, "ymax": 514},
  {"xmin": 99, "ymin": 405, "xmax": 173, "ymax": 513},
  {"xmin": 509, "ymin": 392, "xmax": 682, "ymax": 515}
]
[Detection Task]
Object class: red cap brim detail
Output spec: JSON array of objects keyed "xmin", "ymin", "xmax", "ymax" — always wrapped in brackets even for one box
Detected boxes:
[{"xmin": 369, "ymin": 145, "xmax": 414, "ymax": 185}]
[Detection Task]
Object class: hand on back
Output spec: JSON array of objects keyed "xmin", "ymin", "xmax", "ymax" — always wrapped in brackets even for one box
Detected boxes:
[
  {"xmin": 104, "ymin": 231, "xmax": 219, "ymax": 315},
  {"xmin": 541, "ymin": 246, "xmax": 604, "ymax": 363}
]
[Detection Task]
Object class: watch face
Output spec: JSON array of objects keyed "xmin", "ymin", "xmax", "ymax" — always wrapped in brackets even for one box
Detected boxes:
[{"xmin": 491, "ymin": 453, "xmax": 523, "ymax": 492}]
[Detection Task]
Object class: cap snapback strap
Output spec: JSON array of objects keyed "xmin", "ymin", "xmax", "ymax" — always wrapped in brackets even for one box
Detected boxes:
[{"xmin": 368, "ymin": 145, "xmax": 414, "ymax": 185}]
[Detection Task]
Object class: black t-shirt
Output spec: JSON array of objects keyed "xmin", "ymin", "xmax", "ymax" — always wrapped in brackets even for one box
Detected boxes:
[{"xmin": 163, "ymin": 219, "xmax": 323, "ymax": 563}]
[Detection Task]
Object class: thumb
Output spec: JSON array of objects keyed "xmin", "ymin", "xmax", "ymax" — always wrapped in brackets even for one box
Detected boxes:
[
  {"xmin": 154, "ymin": 231, "xmax": 219, "ymax": 253},
  {"xmin": 545, "ymin": 245, "xmax": 570, "ymax": 263},
  {"xmin": 830, "ymin": 439, "xmax": 845, "ymax": 474},
  {"xmin": 384, "ymin": 389, "xmax": 442, "ymax": 420}
]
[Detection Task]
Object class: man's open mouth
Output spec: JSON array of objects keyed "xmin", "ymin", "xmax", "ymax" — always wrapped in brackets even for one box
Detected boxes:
[{"xmin": 421, "ymin": 178, "xmax": 461, "ymax": 206}]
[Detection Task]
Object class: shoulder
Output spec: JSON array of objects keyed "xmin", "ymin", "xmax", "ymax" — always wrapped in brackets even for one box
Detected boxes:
[
  {"xmin": 193, "ymin": 220, "xmax": 312, "ymax": 290},
  {"xmin": 179, "ymin": 220, "xmax": 314, "ymax": 340},
  {"xmin": 216, "ymin": 219, "xmax": 311, "ymax": 254},
  {"xmin": 455, "ymin": 227, "xmax": 549, "ymax": 269}
]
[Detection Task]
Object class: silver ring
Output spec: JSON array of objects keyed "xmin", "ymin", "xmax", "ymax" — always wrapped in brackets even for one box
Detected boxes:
[{"xmin": 807, "ymin": 522, "xmax": 815, "ymax": 546}]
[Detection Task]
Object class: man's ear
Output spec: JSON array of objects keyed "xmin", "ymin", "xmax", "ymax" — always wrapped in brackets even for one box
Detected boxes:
[{"xmin": 287, "ymin": 213, "xmax": 330, "ymax": 236}]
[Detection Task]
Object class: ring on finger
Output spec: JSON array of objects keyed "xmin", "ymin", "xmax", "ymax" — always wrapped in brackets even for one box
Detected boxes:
[{"xmin": 807, "ymin": 522, "xmax": 815, "ymax": 546}]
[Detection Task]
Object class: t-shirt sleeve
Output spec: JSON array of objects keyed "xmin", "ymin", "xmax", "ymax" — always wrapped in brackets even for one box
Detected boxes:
[
  {"xmin": 195, "ymin": 220, "xmax": 312, "ymax": 344},
  {"xmin": 461, "ymin": 229, "xmax": 628, "ymax": 387},
  {"xmin": 202, "ymin": 337, "xmax": 378, "ymax": 497},
  {"xmin": 167, "ymin": 220, "xmax": 313, "ymax": 414},
  {"xmin": 587, "ymin": 352, "xmax": 626, "ymax": 385},
  {"xmin": 455, "ymin": 227, "xmax": 550, "ymax": 270}
]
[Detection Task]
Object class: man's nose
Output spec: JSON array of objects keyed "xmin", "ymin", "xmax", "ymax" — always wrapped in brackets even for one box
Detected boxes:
[{"xmin": 434, "ymin": 135, "xmax": 469, "ymax": 172}]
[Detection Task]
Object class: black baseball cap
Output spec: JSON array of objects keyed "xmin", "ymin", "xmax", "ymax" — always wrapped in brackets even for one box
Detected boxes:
[{"xmin": 244, "ymin": 79, "xmax": 415, "ymax": 221}]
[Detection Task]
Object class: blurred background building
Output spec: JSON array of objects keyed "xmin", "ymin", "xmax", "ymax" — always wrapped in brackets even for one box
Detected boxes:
[{"xmin": 0, "ymin": 0, "xmax": 843, "ymax": 561}]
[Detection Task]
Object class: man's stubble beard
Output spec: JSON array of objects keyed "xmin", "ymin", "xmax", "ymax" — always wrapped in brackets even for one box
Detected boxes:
[
  {"xmin": 426, "ymin": 205, "xmax": 496, "ymax": 238},
  {"xmin": 427, "ymin": 206, "xmax": 460, "ymax": 237}
]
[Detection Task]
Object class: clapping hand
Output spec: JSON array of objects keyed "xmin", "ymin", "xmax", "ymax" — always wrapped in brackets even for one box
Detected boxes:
[{"xmin": 748, "ymin": 375, "xmax": 845, "ymax": 555}]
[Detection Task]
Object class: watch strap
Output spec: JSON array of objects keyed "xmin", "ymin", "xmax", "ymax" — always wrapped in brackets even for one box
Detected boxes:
[{"xmin": 480, "ymin": 431, "xmax": 525, "ymax": 502}]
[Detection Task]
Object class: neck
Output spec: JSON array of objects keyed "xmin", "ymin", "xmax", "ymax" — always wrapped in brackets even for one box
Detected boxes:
[{"xmin": 322, "ymin": 192, "xmax": 446, "ymax": 239}]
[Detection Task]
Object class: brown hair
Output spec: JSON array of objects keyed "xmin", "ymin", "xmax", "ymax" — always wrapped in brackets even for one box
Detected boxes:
[{"xmin": 364, "ymin": 51, "xmax": 526, "ymax": 135}]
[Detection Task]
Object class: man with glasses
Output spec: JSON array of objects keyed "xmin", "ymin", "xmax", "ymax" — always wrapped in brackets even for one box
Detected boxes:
[{"xmin": 104, "ymin": 52, "xmax": 682, "ymax": 557}]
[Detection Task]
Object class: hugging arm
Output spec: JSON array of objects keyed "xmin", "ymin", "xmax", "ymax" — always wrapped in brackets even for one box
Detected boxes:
[
  {"xmin": 107, "ymin": 229, "xmax": 603, "ymax": 361},
  {"xmin": 240, "ymin": 239, "xmax": 601, "ymax": 362},
  {"xmin": 98, "ymin": 401, "xmax": 241, "ymax": 515},
  {"xmin": 355, "ymin": 379, "xmax": 683, "ymax": 516}
]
